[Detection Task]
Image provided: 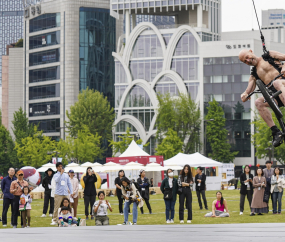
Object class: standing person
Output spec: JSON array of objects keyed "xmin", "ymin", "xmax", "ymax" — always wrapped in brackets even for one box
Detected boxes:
[
  {"xmin": 1, "ymin": 168, "xmax": 16, "ymax": 227},
  {"xmin": 195, "ymin": 166, "xmax": 208, "ymax": 210},
  {"xmin": 51, "ymin": 162, "xmax": 73, "ymax": 225},
  {"xmin": 204, "ymin": 191, "xmax": 230, "ymax": 217},
  {"xmin": 137, "ymin": 170, "xmax": 152, "ymax": 214},
  {"xmin": 41, "ymin": 168, "xmax": 55, "ymax": 218},
  {"xmin": 270, "ymin": 167, "xmax": 284, "ymax": 214},
  {"xmin": 150, "ymin": 178, "xmax": 154, "ymax": 187},
  {"xmin": 251, "ymin": 167, "xmax": 268, "ymax": 216},
  {"xmin": 263, "ymin": 160, "xmax": 274, "ymax": 209},
  {"xmin": 115, "ymin": 170, "xmax": 125, "ymax": 215},
  {"xmin": 178, "ymin": 165, "xmax": 193, "ymax": 224},
  {"xmin": 68, "ymin": 170, "xmax": 79, "ymax": 218},
  {"xmin": 83, "ymin": 167, "xmax": 97, "ymax": 220},
  {"xmin": 239, "ymin": 165, "xmax": 253, "ymax": 215},
  {"xmin": 19, "ymin": 186, "xmax": 32, "ymax": 228},
  {"xmin": 10, "ymin": 170, "xmax": 29, "ymax": 228},
  {"xmin": 160, "ymin": 169, "xmax": 178, "ymax": 224},
  {"xmin": 121, "ymin": 177, "xmax": 143, "ymax": 225}
]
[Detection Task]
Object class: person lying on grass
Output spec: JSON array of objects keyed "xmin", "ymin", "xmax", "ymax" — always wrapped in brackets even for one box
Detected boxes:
[{"xmin": 204, "ymin": 191, "xmax": 230, "ymax": 218}]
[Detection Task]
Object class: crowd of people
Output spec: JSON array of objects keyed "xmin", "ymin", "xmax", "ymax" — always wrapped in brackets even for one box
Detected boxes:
[{"xmin": 1, "ymin": 161, "xmax": 284, "ymax": 227}]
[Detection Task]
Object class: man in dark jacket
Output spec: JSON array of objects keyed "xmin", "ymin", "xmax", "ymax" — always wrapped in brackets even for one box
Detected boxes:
[
  {"xmin": 137, "ymin": 170, "xmax": 152, "ymax": 214},
  {"xmin": 1, "ymin": 168, "xmax": 16, "ymax": 226},
  {"xmin": 41, "ymin": 168, "xmax": 55, "ymax": 217},
  {"xmin": 195, "ymin": 167, "xmax": 208, "ymax": 210}
]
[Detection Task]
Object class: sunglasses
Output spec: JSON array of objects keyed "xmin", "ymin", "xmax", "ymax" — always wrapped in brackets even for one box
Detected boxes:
[{"xmin": 18, "ymin": 174, "xmax": 23, "ymax": 176}]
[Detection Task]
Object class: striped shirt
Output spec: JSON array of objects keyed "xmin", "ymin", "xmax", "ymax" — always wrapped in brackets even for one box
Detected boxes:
[{"xmin": 53, "ymin": 172, "xmax": 73, "ymax": 196}]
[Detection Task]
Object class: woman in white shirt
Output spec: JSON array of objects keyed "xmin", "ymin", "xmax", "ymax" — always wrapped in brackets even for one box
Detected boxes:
[
  {"xmin": 270, "ymin": 167, "xmax": 285, "ymax": 214},
  {"xmin": 92, "ymin": 191, "xmax": 112, "ymax": 226}
]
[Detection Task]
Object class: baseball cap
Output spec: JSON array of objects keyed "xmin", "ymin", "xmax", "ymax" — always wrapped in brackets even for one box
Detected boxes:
[
  {"xmin": 17, "ymin": 170, "xmax": 24, "ymax": 175},
  {"xmin": 69, "ymin": 170, "xmax": 74, "ymax": 173}
]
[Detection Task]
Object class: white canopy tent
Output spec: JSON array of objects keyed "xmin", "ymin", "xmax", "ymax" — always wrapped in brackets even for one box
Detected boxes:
[
  {"xmin": 37, "ymin": 163, "xmax": 56, "ymax": 172},
  {"xmin": 164, "ymin": 152, "xmax": 223, "ymax": 191},
  {"xmin": 119, "ymin": 140, "xmax": 150, "ymax": 157}
]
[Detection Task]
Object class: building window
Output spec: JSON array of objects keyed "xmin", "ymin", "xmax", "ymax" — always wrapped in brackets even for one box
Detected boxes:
[
  {"xmin": 155, "ymin": 76, "xmax": 179, "ymax": 97},
  {"xmin": 29, "ymin": 13, "xmax": 60, "ymax": 33},
  {"xmin": 130, "ymin": 59, "xmax": 163, "ymax": 82},
  {"xmin": 171, "ymin": 57, "xmax": 199, "ymax": 80},
  {"xmin": 115, "ymin": 85, "xmax": 128, "ymax": 108},
  {"xmin": 116, "ymin": 121, "xmax": 137, "ymax": 132},
  {"xmin": 124, "ymin": 85, "xmax": 152, "ymax": 107},
  {"xmin": 29, "ymin": 84, "xmax": 60, "ymax": 100},
  {"xmin": 79, "ymin": 7, "xmax": 116, "ymax": 107},
  {"xmin": 185, "ymin": 82, "xmax": 199, "ymax": 100},
  {"xmin": 29, "ymin": 101, "xmax": 60, "ymax": 117},
  {"xmin": 115, "ymin": 61, "xmax": 127, "ymax": 84},
  {"xmin": 174, "ymin": 32, "xmax": 198, "ymax": 56},
  {"xmin": 29, "ymin": 49, "xmax": 60, "ymax": 66},
  {"xmin": 29, "ymin": 31, "xmax": 60, "ymax": 49},
  {"xmin": 29, "ymin": 66, "xmax": 60, "ymax": 83},
  {"xmin": 122, "ymin": 109, "xmax": 155, "ymax": 131},
  {"xmin": 132, "ymin": 34, "xmax": 163, "ymax": 58},
  {"xmin": 29, "ymin": 119, "xmax": 60, "ymax": 133}
]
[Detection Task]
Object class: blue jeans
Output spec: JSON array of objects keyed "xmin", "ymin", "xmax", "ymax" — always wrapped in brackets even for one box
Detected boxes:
[
  {"xmin": 272, "ymin": 191, "xmax": 283, "ymax": 214},
  {"xmin": 164, "ymin": 199, "xmax": 176, "ymax": 221},
  {"xmin": 123, "ymin": 201, "xmax": 138, "ymax": 223}
]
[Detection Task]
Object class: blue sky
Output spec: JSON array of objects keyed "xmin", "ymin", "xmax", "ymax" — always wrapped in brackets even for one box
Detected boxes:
[{"xmin": 222, "ymin": 0, "xmax": 285, "ymax": 32}]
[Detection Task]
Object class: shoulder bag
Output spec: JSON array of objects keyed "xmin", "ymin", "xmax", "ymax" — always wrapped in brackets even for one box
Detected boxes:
[{"xmin": 164, "ymin": 188, "xmax": 173, "ymax": 200}]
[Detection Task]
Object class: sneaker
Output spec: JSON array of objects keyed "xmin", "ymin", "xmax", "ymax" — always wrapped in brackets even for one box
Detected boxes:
[
  {"xmin": 50, "ymin": 221, "xmax": 57, "ymax": 225},
  {"xmin": 166, "ymin": 220, "xmax": 171, "ymax": 224},
  {"xmin": 21, "ymin": 226, "xmax": 24, "ymax": 228},
  {"xmin": 149, "ymin": 211, "xmax": 152, "ymax": 214},
  {"xmin": 257, "ymin": 213, "xmax": 263, "ymax": 215},
  {"xmin": 27, "ymin": 226, "xmax": 30, "ymax": 228},
  {"xmin": 133, "ymin": 222, "xmax": 137, "ymax": 225},
  {"xmin": 239, "ymin": 212, "xmax": 243, "ymax": 215},
  {"xmin": 187, "ymin": 220, "xmax": 191, "ymax": 223},
  {"xmin": 49, "ymin": 214, "xmax": 53, "ymax": 217},
  {"xmin": 120, "ymin": 213, "xmax": 123, "ymax": 215},
  {"xmin": 170, "ymin": 219, "xmax": 174, "ymax": 223},
  {"xmin": 199, "ymin": 208, "xmax": 203, "ymax": 210},
  {"xmin": 41, "ymin": 214, "xmax": 46, "ymax": 218},
  {"xmin": 91, "ymin": 216, "xmax": 94, "ymax": 220},
  {"xmin": 250, "ymin": 213, "xmax": 255, "ymax": 216},
  {"xmin": 73, "ymin": 217, "xmax": 77, "ymax": 220},
  {"xmin": 272, "ymin": 131, "xmax": 283, "ymax": 147},
  {"xmin": 86, "ymin": 216, "xmax": 89, "ymax": 220},
  {"xmin": 13, "ymin": 226, "xmax": 17, "ymax": 229},
  {"xmin": 128, "ymin": 213, "xmax": 132, "ymax": 215},
  {"xmin": 129, "ymin": 222, "xmax": 132, "ymax": 225},
  {"xmin": 3, "ymin": 225, "xmax": 7, "ymax": 227},
  {"xmin": 180, "ymin": 220, "xmax": 184, "ymax": 224},
  {"xmin": 122, "ymin": 222, "xmax": 127, "ymax": 225}
]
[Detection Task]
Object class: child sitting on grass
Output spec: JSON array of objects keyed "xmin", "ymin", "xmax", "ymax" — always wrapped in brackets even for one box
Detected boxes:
[
  {"xmin": 58, "ymin": 207, "xmax": 77, "ymax": 227},
  {"xmin": 92, "ymin": 191, "xmax": 112, "ymax": 226},
  {"xmin": 19, "ymin": 186, "xmax": 32, "ymax": 228}
]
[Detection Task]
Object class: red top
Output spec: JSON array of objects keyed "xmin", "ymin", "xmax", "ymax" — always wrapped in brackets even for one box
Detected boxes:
[{"xmin": 215, "ymin": 200, "xmax": 224, "ymax": 212}]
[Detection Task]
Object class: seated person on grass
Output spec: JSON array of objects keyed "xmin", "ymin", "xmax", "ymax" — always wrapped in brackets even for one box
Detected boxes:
[
  {"xmin": 58, "ymin": 207, "xmax": 77, "ymax": 227},
  {"xmin": 204, "ymin": 191, "xmax": 230, "ymax": 218},
  {"xmin": 92, "ymin": 191, "xmax": 112, "ymax": 226}
]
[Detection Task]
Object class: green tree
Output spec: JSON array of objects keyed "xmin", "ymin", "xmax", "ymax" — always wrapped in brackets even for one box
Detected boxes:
[
  {"xmin": 15, "ymin": 38, "xmax": 23, "ymax": 47},
  {"xmin": 205, "ymin": 99, "xmax": 238, "ymax": 162},
  {"xmin": 155, "ymin": 128, "xmax": 183, "ymax": 160},
  {"xmin": 55, "ymin": 139, "xmax": 71, "ymax": 165},
  {"xmin": 67, "ymin": 126, "xmax": 103, "ymax": 163},
  {"xmin": 12, "ymin": 107, "xmax": 36, "ymax": 146},
  {"xmin": 15, "ymin": 128, "xmax": 56, "ymax": 168},
  {"xmin": 252, "ymin": 108, "xmax": 285, "ymax": 164},
  {"xmin": 156, "ymin": 93, "xmax": 201, "ymax": 154},
  {"xmin": 66, "ymin": 88, "xmax": 114, "ymax": 142},
  {"xmin": 0, "ymin": 108, "xmax": 2, "ymax": 124},
  {"xmin": 0, "ymin": 125, "xmax": 18, "ymax": 174},
  {"xmin": 109, "ymin": 127, "xmax": 149, "ymax": 156}
]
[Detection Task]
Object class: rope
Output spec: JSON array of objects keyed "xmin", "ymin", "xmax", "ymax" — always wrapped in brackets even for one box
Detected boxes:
[{"xmin": 251, "ymin": 0, "xmax": 268, "ymax": 53}]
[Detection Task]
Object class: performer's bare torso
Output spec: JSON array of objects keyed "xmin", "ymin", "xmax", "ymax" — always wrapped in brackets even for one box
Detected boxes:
[{"xmin": 255, "ymin": 58, "xmax": 282, "ymax": 84}]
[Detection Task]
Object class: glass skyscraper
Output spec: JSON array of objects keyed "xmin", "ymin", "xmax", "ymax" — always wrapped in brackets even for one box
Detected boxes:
[{"xmin": 0, "ymin": 0, "xmax": 23, "ymax": 85}]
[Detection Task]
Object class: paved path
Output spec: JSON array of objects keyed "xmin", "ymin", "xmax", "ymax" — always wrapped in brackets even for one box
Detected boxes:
[{"xmin": 0, "ymin": 223, "xmax": 284, "ymax": 242}]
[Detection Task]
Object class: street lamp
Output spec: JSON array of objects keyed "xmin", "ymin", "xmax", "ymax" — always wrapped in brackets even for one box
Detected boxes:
[{"xmin": 204, "ymin": 119, "xmax": 215, "ymax": 157}]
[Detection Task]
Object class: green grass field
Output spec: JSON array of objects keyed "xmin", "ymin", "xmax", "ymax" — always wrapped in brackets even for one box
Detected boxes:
[{"xmin": 1, "ymin": 190, "xmax": 285, "ymax": 228}]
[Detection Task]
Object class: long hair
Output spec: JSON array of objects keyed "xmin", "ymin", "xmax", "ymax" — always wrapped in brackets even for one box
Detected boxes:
[
  {"xmin": 60, "ymin": 198, "xmax": 72, "ymax": 213},
  {"xmin": 86, "ymin": 167, "xmax": 92, "ymax": 176},
  {"xmin": 216, "ymin": 191, "xmax": 224, "ymax": 206},
  {"xmin": 244, "ymin": 165, "xmax": 251, "ymax": 174},
  {"xmin": 120, "ymin": 177, "xmax": 131, "ymax": 187},
  {"xmin": 180, "ymin": 165, "xmax": 193, "ymax": 183},
  {"xmin": 117, "ymin": 170, "xmax": 125, "ymax": 177},
  {"xmin": 274, "ymin": 167, "xmax": 282, "ymax": 175}
]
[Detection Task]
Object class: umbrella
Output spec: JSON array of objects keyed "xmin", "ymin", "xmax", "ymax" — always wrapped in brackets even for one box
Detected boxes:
[
  {"xmin": 37, "ymin": 164, "xmax": 56, "ymax": 172},
  {"xmin": 102, "ymin": 162, "xmax": 122, "ymax": 172},
  {"xmin": 123, "ymin": 162, "xmax": 143, "ymax": 171}
]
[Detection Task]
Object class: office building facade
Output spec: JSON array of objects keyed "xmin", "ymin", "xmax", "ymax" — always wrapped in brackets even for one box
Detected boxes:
[{"xmin": 23, "ymin": 0, "xmax": 120, "ymax": 142}]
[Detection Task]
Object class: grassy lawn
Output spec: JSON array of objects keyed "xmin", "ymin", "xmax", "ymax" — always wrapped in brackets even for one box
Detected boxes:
[{"xmin": 1, "ymin": 190, "xmax": 285, "ymax": 228}]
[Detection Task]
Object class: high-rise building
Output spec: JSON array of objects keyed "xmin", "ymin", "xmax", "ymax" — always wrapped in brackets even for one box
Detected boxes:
[
  {"xmin": 110, "ymin": 2, "xmax": 285, "ymax": 167},
  {"xmin": 23, "ymin": 0, "xmax": 121, "ymax": 147},
  {"xmin": 262, "ymin": 9, "xmax": 285, "ymax": 28},
  {"xmin": 0, "ymin": 0, "xmax": 23, "ymax": 109}
]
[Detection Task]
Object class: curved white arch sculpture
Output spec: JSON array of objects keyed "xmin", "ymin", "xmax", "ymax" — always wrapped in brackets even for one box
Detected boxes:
[
  {"xmin": 113, "ymin": 53, "xmax": 133, "ymax": 85},
  {"xmin": 163, "ymin": 25, "xmax": 201, "ymax": 70},
  {"xmin": 114, "ymin": 115, "xmax": 147, "ymax": 141},
  {"xmin": 123, "ymin": 22, "xmax": 167, "ymax": 66}
]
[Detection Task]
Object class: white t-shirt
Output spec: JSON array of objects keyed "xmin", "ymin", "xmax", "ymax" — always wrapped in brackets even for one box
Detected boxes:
[
  {"xmin": 94, "ymin": 200, "xmax": 111, "ymax": 216},
  {"xmin": 168, "ymin": 178, "xmax": 173, "ymax": 188}
]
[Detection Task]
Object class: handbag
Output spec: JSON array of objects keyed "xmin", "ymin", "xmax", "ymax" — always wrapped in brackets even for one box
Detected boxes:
[
  {"xmin": 263, "ymin": 191, "xmax": 269, "ymax": 203},
  {"xmin": 164, "ymin": 188, "xmax": 173, "ymax": 200},
  {"xmin": 177, "ymin": 187, "xmax": 183, "ymax": 195}
]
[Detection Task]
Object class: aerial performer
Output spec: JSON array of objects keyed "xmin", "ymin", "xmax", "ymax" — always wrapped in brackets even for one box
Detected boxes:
[{"xmin": 239, "ymin": 0, "xmax": 285, "ymax": 147}]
